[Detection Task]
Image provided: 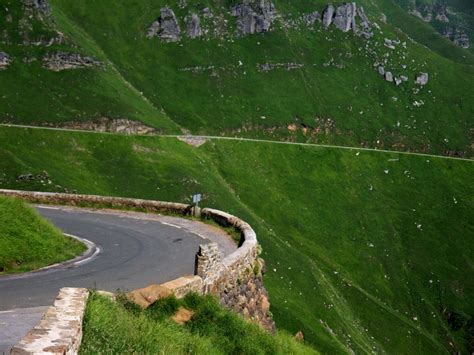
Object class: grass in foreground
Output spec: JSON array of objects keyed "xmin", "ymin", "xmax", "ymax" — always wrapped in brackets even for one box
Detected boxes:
[
  {"xmin": 80, "ymin": 292, "xmax": 316, "ymax": 355},
  {"xmin": 0, "ymin": 196, "xmax": 86, "ymax": 274}
]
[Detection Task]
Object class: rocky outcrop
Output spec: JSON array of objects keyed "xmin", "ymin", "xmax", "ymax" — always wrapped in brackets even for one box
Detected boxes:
[
  {"xmin": 23, "ymin": 0, "xmax": 50, "ymax": 15},
  {"xmin": 231, "ymin": 0, "xmax": 277, "ymax": 36},
  {"xmin": 443, "ymin": 27, "xmax": 470, "ymax": 49},
  {"xmin": 322, "ymin": 5, "xmax": 335, "ymax": 29},
  {"xmin": 147, "ymin": 8, "xmax": 181, "ymax": 42},
  {"xmin": 302, "ymin": 11, "xmax": 320, "ymax": 27},
  {"xmin": 186, "ymin": 13, "xmax": 202, "ymax": 38},
  {"xmin": 0, "ymin": 52, "xmax": 11, "ymax": 70},
  {"xmin": 416, "ymin": 72, "xmax": 429, "ymax": 86},
  {"xmin": 258, "ymin": 62, "xmax": 304, "ymax": 72},
  {"xmin": 322, "ymin": 3, "xmax": 373, "ymax": 38},
  {"xmin": 43, "ymin": 52, "xmax": 103, "ymax": 71},
  {"xmin": 333, "ymin": 2, "xmax": 356, "ymax": 32}
]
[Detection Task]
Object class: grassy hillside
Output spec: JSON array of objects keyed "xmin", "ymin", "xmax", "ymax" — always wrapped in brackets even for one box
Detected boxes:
[
  {"xmin": 0, "ymin": 126, "xmax": 472, "ymax": 354},
  {"xmin": 0, "ymin": 195, "xmax": 86, "ymax": 274},
  {"xmin": 81, "ymin": 292, "xmax": 316, "ymax": 354},
  {"xmin": 0, "ymin": 0, "xmax": 178, "ymax": 131},
  {"xmin": 0, "ymin": 0, "xmax": 472, "ymax": 156}
]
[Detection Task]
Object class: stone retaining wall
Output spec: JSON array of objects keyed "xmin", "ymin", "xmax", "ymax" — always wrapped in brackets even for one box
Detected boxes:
[
  {"xmin": 3, "ymin": 189, "xmax": 275, "ymax": 353},
  {"xmin": 11, "ymin": 288, "xmax": 88, "ymax": 355}
]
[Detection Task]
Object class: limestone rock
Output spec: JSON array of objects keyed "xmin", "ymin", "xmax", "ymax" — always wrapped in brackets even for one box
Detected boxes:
[
  {"xmin": 356, "ymin": 6, "xmax": 373, "ymax": 38},
  {"xmin": 322, "ymin": 4, "xmax": 335, "ymax": 29},
  {"xmin": 443, "ymin": 27, "xmax": 470, "ymax": 49},
  {"xmin": 302, "ymin": 11, "xmax": 320, "ymax": 27},
  {"xmin": 385, "ymin": 71, "xmax": 393, "ymax": 82},
  {"xmin": 333, "ymin": 2, "xmax": 356, "ymax": 32},
  {"xmin": 186, "ymin": 13, "xmax": 202, "ymax": 38},
  {"xmin": 147, "ymin": 7, "xmax": 181, "ymax": 42},
  {"xmin": 231, "ymin": 0, "xmax": 277, "ymax": 36},
  {"xmin": 42, "ymin": 52, "xmax": 103, "ymax": 71},
  {"xmin": 23, "ymin": 0, "xmax": 50, "ymax": 14},
  {"xmin": 416, "ymin": 72, "xmax": 429, "ymax": 85},
  {"xmin": 127, "ymin": 284, "xmax": 172, "ymax": 309},
  {"xmin": 0, "ymin": 52, "xmax": 11, "ymax": 70},
  {"xmin": 394, "ymin": 77, "xmax": 402, "ymax": 86},
  {"xmin": 378, "ymin": 66, "xmax": 385, "ymax": 76}
]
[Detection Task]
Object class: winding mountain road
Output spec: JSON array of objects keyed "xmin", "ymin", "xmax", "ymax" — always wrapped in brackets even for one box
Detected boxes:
[{"xmin": 0, "ymin": 205, "xmax": 236, "ymax": 353}]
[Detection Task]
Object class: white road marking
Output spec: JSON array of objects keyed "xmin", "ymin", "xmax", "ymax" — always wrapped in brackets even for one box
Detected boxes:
[
  {"xmin": 161, "ymin": 222, "xmax": 182, "ymax": 229},
  {"xmin": 36, "ymin": 205, "xmax": 60, "ymax": 210}
]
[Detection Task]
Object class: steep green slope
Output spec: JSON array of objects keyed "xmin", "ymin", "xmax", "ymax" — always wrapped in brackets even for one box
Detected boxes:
[
  {"xmin": 47, "ymin": 0, "xmax": 473, "ymax": 157},
  {"xmin": 0, "ymin": 195, "xmax": 86, "ymax": 274},
  {"xmin": 0, "ymin": 0, "xmax": 178, "ymax": 131},
  {"xmin": 0, "ymin": 126, "xmax": 472, "ymax": 354},
  {"xmin": 1, "ymin": 1, "xmax": 473, "ymax": 156},
  {"xmin": 393, "ymin": 0, "xmax": 474, "ymax": 56}
]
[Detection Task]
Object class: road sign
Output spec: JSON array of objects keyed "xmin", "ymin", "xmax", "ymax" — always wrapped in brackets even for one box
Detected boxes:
[{"xmin": 192, "ymin": 194, "xmax": 202, "ymax": 204}]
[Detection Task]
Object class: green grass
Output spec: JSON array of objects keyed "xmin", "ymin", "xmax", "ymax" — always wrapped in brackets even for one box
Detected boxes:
[
  {"xmin": 1, "ymin": 0, "xmax": 473, "ymax": 156},
  {"xmin": 80, "ymin": 292, "xmax": 316, "ymax": 354},
  {"xmin": 0, "ymin": 126, "xmax": 472, "ymax": 354},
  {"xmin": 0, "ymin": 195, "xmax": 86, "ymax": 274}
]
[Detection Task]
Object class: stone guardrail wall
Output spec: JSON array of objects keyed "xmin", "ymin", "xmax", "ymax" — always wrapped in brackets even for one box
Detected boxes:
[
  {"xmin": 11, "ymin": 288, "xmax": 89, "ymax": 355},
  {"xmin": 1, "ymin": 189, "xmax": 274, "ymax": 354}
]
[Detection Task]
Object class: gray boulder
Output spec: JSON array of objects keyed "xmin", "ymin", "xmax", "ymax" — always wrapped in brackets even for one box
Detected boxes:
[
  {"xmin": 231, "ymin": 0, "xmax": 277, "ymax": 36},
  {"xmin": 394, "ymin": 77, "xmax": 402, "ymax": 86},
  {"xmin": 333, "ymin": 2, "xmax": 356, "ymax": 32},
  {"xmin": 186, "ymin": 13, "xmax": 202, "ymax": 38},
  {"xmin": 0, "ymin": 52, "xmax": 11, "ymax": 70},
  {"xmin": 378, "ymin": 66, "xmax": 385, "ymax": 76},
  {"xmin": 23, "ymin": 0, "xmax": 50, "ymax": 14},
  {"xmin": 356, "ymin": 6, "xmax": 373, "ymax": 38},
  {"xmin": 147, "ymin": 8, "xmax": 181, "ymax": 42},
  {"xmin": 385, "ymin": 71, "xmax": 394, "ymax": 82},
  {"xmin": 415, "ymin": 72, "xmax": 429, "ymax": 85},
  {"xmin": 322, "ymin": 5, "xmax": 335, "ymax": 29}
]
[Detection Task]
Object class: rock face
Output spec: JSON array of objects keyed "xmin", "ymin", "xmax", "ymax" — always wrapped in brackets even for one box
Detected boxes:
[
  {"xmin": 23, "ymin": 0, "xmax": 50, "ymax": 14},
  {"xmin": 186, "ymin": 13, "xmax": 202, "ymax": 38},
  {"xmin": 0, "ymin": 52, "xmax": 11, "ymax": 70},
  {"xmin": 322, "ymin": 5, "xmax": 335, "ymax": 29},
  {"xmin": 147, "ymin": 8, "xmax": 181, "ymax": 42},
  {"xmin": 302, "ymin": 11, "xmax": 320, "ymax": 27},
  {"xmin": 443, "ymin": 27, "xmax": 470, "ymax": 49},
  {"xmin": 416, "ymin": 72, "xmax": 429, "ymax": 85},
  {"xmin": 231, "ymin": 0, "xmax": 277, "ymax": 36},
  {"xmin": 43, "ymin": 52, "xmax": 103, "ymax": 71},
  {"xmin": 60, "ymin": 118, "xmax": 156, "ymax": 135},
  {"xmin": 333, "ymin": 2, "xmax": 356, "ymax": 32},
  {"xmin": 322, "ymin": 3, "xmax": 373, "ymax": 38}
]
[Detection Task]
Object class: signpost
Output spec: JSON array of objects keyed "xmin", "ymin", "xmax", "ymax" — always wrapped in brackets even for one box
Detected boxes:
[{"xmin": 192, "ymin": 193, "xmax": 202, "ymax": 216}]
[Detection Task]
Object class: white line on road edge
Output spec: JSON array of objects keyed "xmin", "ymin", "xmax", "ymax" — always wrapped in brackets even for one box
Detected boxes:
[
  {"xmin": 161, "ymin": 222, "xmax": 182, "ymax": 229},
  {"xmin": 36, "ymin": 205, "xmax": 60, "ymax": 210},
  {"xmin": 1, "ymin": 123, "xmax": 472, "ymax": 162}
]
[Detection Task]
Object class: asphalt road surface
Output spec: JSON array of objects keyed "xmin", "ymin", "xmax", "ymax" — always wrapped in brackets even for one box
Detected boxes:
[{"xmin": 0, "ymin": 206, "xmax": 235, "ymax": 353}]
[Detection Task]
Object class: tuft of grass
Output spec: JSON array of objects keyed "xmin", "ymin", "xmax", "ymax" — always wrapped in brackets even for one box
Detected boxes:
[
  {"xmin": 81, "ymin": 292, "xmax": 317, "ymax": 355},
  {"xmin": 0, "ymin": 196, "xmax": 86, "ymax": 274}
]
